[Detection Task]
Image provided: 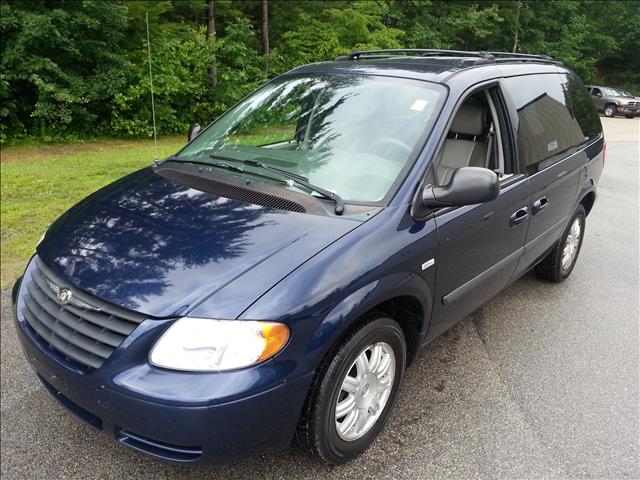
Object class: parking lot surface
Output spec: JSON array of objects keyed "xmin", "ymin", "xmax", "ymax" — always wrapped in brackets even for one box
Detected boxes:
[{"xmin": 1, "ymin": 118, "xmax": 638, "ymax": 479}]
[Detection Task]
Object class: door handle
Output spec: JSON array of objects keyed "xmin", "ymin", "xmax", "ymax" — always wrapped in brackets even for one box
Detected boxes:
[
  {"xmin": 510, "ymin": 207, "xmax": 529, "ymax": 226},
  {"xmin": 532, "ymin": 196, "xmax": 548, "ymax": 215}
]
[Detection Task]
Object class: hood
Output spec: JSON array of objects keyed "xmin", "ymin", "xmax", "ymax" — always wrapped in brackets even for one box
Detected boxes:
[{"xmin": 37, "ymin": 167, "xmax": 360, "ymax": 318}]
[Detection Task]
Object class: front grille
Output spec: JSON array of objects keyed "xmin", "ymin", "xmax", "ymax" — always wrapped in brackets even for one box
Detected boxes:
[
  {"xmin": 21, "ymin": 257, "xmax": 146, "ymax": 370},
  {"xmin": 629, "ymin": 101, "xmax": 639, "ymax": 108}
]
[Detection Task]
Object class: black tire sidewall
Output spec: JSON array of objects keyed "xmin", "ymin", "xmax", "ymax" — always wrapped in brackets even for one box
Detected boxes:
[
  {"xmin": 316, "ymin": 317, "xmax": 406, "ymax": 463},
  {"xmin": 560, "ymin": 206, "xmax": 586, "ymax": 279},
  {"xmin": 604, "ymin": 104, "xmax": 617, "ymax": 117}
]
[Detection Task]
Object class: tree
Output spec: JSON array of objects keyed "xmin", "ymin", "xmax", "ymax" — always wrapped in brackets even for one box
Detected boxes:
[
  {"xmin": 1, "ymin": 0, "xmax": 639, "ymax": 143},
  {"xmin": 512, "ymin": 1, "xmax": 522, "ymax": 53},
  {"xmin": 261, "ymin": 0, "xmax": 269, "ymax": 56},
  {"xmin": 207, "ymin": 0, "xmax": 218, "ymax": 87}
]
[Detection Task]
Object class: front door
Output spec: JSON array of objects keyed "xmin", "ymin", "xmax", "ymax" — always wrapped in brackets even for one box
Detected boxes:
[
  {"xmin": 426, "ymin": 84, "xmax": 531, "ymax": 339},
  {"xmin": 590, "ymin": 87, "xmax": 605, "ymax": 110}
]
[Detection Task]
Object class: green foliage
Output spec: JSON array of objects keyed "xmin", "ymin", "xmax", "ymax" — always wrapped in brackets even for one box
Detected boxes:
[
  {"xmin": 1, "ymin": 1, "xmax": 130, "ymax": 140},
  {"xmin": 279, "ymin": 14, "xmax": 342, "ymax": 68},
  {"xmin": 1, "ymin": 0, "xmax": 638, "ymax": 144},
  {"xmin": 214, "ymin": 19, "xmax": 266, "ymax": 109},
  {"xmin": 111, "ymin": 25, "xmax": 216, "ymax": 137}
]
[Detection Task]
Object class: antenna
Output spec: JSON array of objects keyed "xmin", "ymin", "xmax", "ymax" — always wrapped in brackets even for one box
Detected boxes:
[{"xmin": 146, "ymin": 13, "xmax": 159, "ymax": 162}]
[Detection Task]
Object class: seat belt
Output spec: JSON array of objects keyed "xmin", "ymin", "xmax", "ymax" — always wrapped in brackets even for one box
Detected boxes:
[{"xmin": 485, "ymin": 122, "xmax": 495, "ymax": 169}]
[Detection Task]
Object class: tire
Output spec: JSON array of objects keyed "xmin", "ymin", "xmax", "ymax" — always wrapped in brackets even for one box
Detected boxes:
[
  {"xmin": 535, "ymin": 204, "xmax": 586, "ymax": 282},
  {"xmin": 625, "ymin": 114, "xmax": 635, "ymax": 119},
  {"xmin": 297, "ymin": 314, "xmax": 406, "ymax": 464},
  {"xmin": 604, "ymin": 104, "xmax": 617, "ymax": 117}
]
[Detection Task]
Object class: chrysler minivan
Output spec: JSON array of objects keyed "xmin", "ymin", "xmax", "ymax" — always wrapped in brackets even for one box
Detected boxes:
[{"xmin": 12, "ymin": 49, "xmax": 604, "ymax": 464}]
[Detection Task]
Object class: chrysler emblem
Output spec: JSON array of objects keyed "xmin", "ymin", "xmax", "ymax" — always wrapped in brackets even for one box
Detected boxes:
[
  {"xmin": 45, "ymin": 277, "xmax": 101, "ymax": 311},
  {"xmin": 56, "ymin": 288, "xmax": 72, "ymax": 304}
]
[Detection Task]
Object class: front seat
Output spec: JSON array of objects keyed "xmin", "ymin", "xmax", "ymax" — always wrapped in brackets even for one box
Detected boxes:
[{"xmin": 436, "ymin": 104, "xmax": 487, "ymax": 185}]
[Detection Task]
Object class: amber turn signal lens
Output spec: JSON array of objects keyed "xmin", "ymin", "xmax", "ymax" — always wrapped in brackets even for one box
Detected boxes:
[{"xmin": 259, "ymin": 323, "xmax": 290, "ymax": 361}]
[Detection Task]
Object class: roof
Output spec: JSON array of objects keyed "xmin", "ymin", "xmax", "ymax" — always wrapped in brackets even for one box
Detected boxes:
[{"xmin": 286, "ymin": 49, "xmax": 565, "ymax": 84}]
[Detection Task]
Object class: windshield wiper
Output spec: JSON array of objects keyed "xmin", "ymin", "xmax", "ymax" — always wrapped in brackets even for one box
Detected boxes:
[
  {"xmin": 162, "ymin": 157, "xmax": 288, "ymax": 185},
  {"xmin": 210, "ymin": 154, "xmax": 309, "ymax": 182},
  {"xmin": 209, "ymin": 154, "xmax": 345, "ymax": 214}
]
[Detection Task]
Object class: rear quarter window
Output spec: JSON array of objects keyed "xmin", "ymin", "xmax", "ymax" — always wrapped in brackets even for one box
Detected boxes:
[
  {"xmin": 562, "ymin": 73, "xmax": 602, "ymax": 140},
  {"xmin": 503, "ymin": 73, "xmax": 595, "ymax": 175}
]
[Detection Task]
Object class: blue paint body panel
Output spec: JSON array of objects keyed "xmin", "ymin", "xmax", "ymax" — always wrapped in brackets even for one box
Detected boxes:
[
  {"xmin": 12, "ymin": 55, "xmax": 603, "ymax": 464},
  {"xmin": 37, "ymin": 167, "xmax": 360, "ymax": 319}
]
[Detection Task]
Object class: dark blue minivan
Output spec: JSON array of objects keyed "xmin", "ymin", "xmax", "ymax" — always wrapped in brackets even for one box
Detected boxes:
[{"xmin": 12, "ymin": 50, "xmax": 604, "ymax": 464}]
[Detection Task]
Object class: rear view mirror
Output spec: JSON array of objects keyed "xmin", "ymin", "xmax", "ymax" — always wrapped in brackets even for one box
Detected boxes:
[
  {"xmin": 188, "ymin": 123, "xmax": 203, "ymax": 142},
  {"xmin": 422, "ymin": 167, "xmax": 499, "ymax": 208}
]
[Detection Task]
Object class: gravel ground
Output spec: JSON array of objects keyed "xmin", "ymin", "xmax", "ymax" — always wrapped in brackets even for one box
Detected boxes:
[{"xmin": 1, "ymin": 117, "xmax": 638, "ymax": 479}]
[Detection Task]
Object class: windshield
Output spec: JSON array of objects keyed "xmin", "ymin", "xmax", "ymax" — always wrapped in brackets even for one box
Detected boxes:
[
  {"xmin": 601, "ymin": 87, "xmax": 627, "ymax": 97},
  {"xmin": 175, "ymin": 74, "xmax": 446, "ymax": 203}
]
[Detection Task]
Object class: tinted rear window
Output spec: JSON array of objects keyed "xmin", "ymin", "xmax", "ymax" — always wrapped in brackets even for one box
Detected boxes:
[
  {"xmin": 562, "ymin": 73, "xmax": 602, "ymax": 141},
  {"xmin": 503, "ymin": 73, "xmax": 598, "ymax": 175}
]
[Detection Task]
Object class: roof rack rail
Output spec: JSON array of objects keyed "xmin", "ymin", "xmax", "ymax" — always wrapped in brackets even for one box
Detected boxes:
[
  {"xmin": 489, "ymin": 51, "xmax": 562, "ymax": 65},
  {"xmin": 489, "ymin": 51, "xmax": 554, "ymax": 60},
  {"xmin": 335, "ymin": 49, "xmax": 563, "ymax": 66},
  {"xmin": 336, "ymin": 49, "xmax": 495, "ymax": 61}
]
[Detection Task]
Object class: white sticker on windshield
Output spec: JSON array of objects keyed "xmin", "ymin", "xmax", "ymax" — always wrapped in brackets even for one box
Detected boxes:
[
  {"xmin": 547, "ymin": 140, "xmax": 558, "ymax": 152},
  {"xmin": 411, "ymin": 99, "xmax": 429, "ymax": 111}
]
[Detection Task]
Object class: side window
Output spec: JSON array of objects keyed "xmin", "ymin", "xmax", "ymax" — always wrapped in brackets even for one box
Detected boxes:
[
  {"xmin": 503, "ymin": 74, "xmax": 587, "ymax": 175},
  {"xmin": 433, "ymin": 87, "xmax": 509, "ymax": 186},
  {"xmin": 591, "ymin": 87, "xmax": 602, "ymax": 96},
  {"xmin": 562, "ymin": 73, "xmax": 602, "ymax": 141}
]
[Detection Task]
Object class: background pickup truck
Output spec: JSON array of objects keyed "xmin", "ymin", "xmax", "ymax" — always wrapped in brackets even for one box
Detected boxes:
[{"xmin": 587, "ymin": 85, "xmax": 640, "ymax": 118}]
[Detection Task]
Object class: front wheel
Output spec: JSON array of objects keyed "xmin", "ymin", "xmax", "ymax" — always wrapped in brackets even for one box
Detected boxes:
[
  {"xmin": 625, "ymin": 114, "xmax": 635, "ymax": 119},
  {"xmin": 297, "ymin": 315, "xmax": 406, "ymax": 464},
  {"xmin": 535, "ymin": 205, "xmax": 586, "ymax": 282},
  {"xmin": 604, "ymin": 104, "xmax": 617, "ymax": 117}
]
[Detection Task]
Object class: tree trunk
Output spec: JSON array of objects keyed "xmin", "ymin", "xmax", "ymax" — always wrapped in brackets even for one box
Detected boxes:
[
  {"xmin": 207, "ymin": 0, "xmax": 218, "ymax": 88},
  {"xmin": 261, "ymin": 0, "xmax": 269, "ymax": 55},
  {"xmin": 512, "ymin": 1, "xmax": 522, "ymax": 53}
]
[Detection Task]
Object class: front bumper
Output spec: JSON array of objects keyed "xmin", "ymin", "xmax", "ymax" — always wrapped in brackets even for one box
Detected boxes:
[
  {"xmin": 617, "ymin": 105, "xmax": 640, "ymax": 114},
  {"xmin": 13, "ymin": 274, "xmax": 313, "ymax": 464}
]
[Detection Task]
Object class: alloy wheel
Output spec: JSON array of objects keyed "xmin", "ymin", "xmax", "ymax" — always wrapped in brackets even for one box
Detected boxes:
[
  {"xmin": 562, "ymin": 218, "xmax": 582, "ymax": 270},
  {"xmin": 334, "ymin": 342, "xmax": 396, "ymax": 441}
]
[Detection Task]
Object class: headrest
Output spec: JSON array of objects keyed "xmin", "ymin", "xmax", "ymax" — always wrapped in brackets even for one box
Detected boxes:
[{"xmin": 451, "ymin": 104, "xmax": 484, "ymax": 137}]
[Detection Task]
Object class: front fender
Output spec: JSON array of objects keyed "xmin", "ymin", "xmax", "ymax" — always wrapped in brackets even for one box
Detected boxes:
[
  {"xmin": 241, "ymin": 206, "xmax": 439, "ymax": 382},
  {"xmin": 304, "ymin": 272, "xmax": 433, "ymax": 369}
]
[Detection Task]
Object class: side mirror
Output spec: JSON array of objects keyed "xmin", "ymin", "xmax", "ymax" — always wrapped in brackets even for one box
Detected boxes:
[
  {"xmin": 595, "ymin": 92, "xmax": 602, "ymax": 97},
  {"xmin": 422, "ymin": 167, "xmax": 500, "ymax": 208},
  {"xmin": 188, "ymin": 123, "xmax": 203, "ymax": 142}
]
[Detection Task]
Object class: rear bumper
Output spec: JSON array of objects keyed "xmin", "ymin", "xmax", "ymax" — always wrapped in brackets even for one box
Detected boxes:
[{"xmin": 13, "ymin": 276, "xmax": 313, "ymax": 464}]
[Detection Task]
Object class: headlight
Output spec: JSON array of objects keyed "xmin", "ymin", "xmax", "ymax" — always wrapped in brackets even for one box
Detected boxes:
[{"xmin": 149, "ymin": 318, "xmax": 289, "ymax": 372}]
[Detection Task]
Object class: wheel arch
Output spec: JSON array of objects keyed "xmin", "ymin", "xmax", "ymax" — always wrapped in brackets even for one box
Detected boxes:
[
  {"xmin": 579, "ymin": 190, "xmax": 597, "ymax": 216},
  {"xmin": 307, "ymin": 273, "xmax": 432, "ymax": 371}
]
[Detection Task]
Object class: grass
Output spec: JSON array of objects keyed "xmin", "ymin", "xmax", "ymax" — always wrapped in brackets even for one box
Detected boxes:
[{"xmin": 0, "ymin": 136, "xmax": 186, "ymax": 288}]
